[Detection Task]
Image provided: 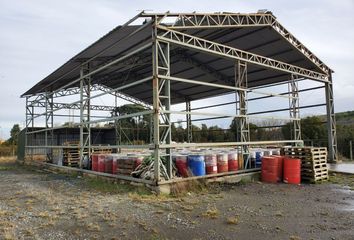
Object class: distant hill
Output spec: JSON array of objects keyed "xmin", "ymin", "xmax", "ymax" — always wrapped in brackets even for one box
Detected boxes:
[{"xmin": 319, "ymin": 110, "xmax": 354, "ymax": 125}]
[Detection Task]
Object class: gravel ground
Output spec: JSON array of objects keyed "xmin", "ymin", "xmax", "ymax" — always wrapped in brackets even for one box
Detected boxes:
[{"xmin": 0, "ymin": 158, "xmax": 353, "ymax": 240}]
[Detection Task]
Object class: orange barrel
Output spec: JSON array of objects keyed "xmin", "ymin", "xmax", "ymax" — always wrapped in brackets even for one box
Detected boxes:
[
  {"xmin": 283, "ymin": 158, "xmax": 301, "ymax": 184},
  {"xmin": 205, "ymin": 153, "xmax": 217, "ymax": 174},
  {"xmin": 271, "ymin": 155, "xmax": 284, "ymax": 182},
  {"xmin": 227, "ymin": 152, "xmax": 238, "ymax": 172},
  {"xmin": 217, "ymin": 153, "xmax": 228, "ymax": 173},
  {"xmin": 91, "ymin": 154, "xmax": 99, "ymax": 171},
  {"xmin": 97, "ymin": 154, "xmax": 105, "ymax": 173},
  {"xmin": 175, "ymin": 155, "xmax": 188, "ymax": 177},
  {"xmin": 261, "ymin": 156, "xmax": 279, "ymax": 183},
  {"xmin": 104, "ymin": 154, "xmax": 113, "ymax": 173},
  {"xmin": 112, "ymin": 154, "xmax": 119, "ymax": 174}
]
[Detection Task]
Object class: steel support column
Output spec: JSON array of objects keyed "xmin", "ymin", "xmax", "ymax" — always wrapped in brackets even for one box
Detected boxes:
[
  {"xmin": 186, "ymin": 100, "xmax": 192, "ymax": 143},
  {"xmin": 114, "ymin": 92, "xmax": 122, "ymax": 153},
  {"xmin": 235, "ymin": 61, "xmax": 249, "ymax": 153},
  {"xmin": 152, "ymin": 20, "xmax": 172, "ymax": 181},
  {"xmin": 288, "ymin": 74, "xmax": 301, "ymax": 144},
  {"xmin": 25, "ymin": 96, "xmax": 34, "ymax": 161},
  {"xmin": 325, "ymin": 73, "xmax": 338, "ymax": 162},
  {"xmin": 45, "ymin": 92, "xmax": 54, "ymax": 161},
  {"xmin": 79, "ymin": 64, "xmax": 91, "ymax": 168}
]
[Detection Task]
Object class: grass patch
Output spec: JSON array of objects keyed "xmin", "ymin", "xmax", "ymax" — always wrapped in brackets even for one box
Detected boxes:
[
  {"xmin": 0, "ymin": 166, "xmax": 15, "ymax": 171},
  {"xmin": 128, "ymin": 192, "xmax": 174, "ymax": 203},
  {"xmin": 202, "ymin": 207, "xmax": 219, "ymax": 219},
  {"xmin": 226, "ymin": 216, "xmax": 239, "ymax": 225},
  {"xmin": 87, "ymin": 222, "xmax": 101, "ymax": 232},
  {"xmin": 170, "ymin": 180, "xmax": 208, "ymax": 197},
  {"xmin": 0, "ymin": 210, "xmax": 10, "ymax": 217},
  {"xmin": 84, "ymin": 178, "xmax": 151, "ymax": 195},
  {"xmin": 328, "ymin": 173, "xmax": 354, "ymax": 188}
]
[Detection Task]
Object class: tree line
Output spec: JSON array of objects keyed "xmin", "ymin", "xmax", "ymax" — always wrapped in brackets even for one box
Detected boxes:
[{"xmin": 2, "ymin": 105, "xmax": 353, "ymax": 159}]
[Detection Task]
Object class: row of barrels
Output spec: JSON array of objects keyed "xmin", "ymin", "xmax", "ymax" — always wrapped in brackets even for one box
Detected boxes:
[
  {"xmin": 91, "ymin": 154, "xmax": 142, "ymax": 175},
  {"xmin": 261, "ymin": 156, "xmax": 301, "ymax": 184},
  {"xmin": 174, "ymin": 152, "xmax": 240, "ymax": 177},
  {"xmin": 249, "ymin": 149, "xmax": 281, "ymax": 168}
]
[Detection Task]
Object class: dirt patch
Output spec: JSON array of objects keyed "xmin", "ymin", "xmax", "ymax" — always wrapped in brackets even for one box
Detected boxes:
[{"xmin": 0, "ymin": 158, "xmax": 353, "ymax": 239}]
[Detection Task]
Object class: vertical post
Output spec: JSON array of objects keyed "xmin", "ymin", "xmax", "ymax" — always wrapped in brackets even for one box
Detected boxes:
[
  {"xmin": 288, "ymin": 74, "xmax": 301, "ymax": 145},
  {"xmin": 350, "ymin": 140, "xmax": 353, "ymax": 161},
  {"xmin": 152, "ymin": 18, "xmax": 172, "ymax": 181},
  {"xmin": 152, "ymin": 18, "xmax": 161, "ymax": 182},
  {"xmin": 25, "ymin": 97, "xmax": 29, "ymax": 162},
  {"xmin": 25, "ymin": 96, "xmax": 35, "ymax": 161},
  {"xmin": 79, "ymin": 63, "xmax": 91, "ymax": 168},
  {"xmin": 325, "ymin": 73, "xmax": 338, "ymax": 162},
  {"xmin": 31, "ymin": 101, "xmax": 34, "ymax": 161},
  {"xmin": 45, "ymin": 91, "xmax": 54, "ymax": 162},
  {"xmin": 235, "ymin": 60, "xmax": 249, "ymax": 153},
  {"xmin": 186, "ymin": 100, "xmax": 192, "ymax": 143},
  {"xmin": 149, "ymin": 114, "xmax": 154, "ymax": 144},
  {"xmin": 114, "ymin": 92, "xmax": 121, "ymax": 153},
  {"xmin": 164, "ymin": 43, "xmax": 172, "ymax": 178}
]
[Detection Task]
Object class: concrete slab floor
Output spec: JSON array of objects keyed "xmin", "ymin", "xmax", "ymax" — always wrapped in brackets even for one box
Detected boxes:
[{"xmin": 328, "ymin": 162, "xmax": 354, "ymax": 174}]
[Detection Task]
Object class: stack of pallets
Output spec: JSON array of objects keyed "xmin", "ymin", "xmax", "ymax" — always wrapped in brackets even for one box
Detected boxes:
[
  {"xmin": 281, "ymin": 147, "xmax": 329, "ymax": 182},
  {"xmin": 116, "ymin": 156, "xmax": 143, "ymax": 175},
  {"xmin": 62, "ymin": 141, "xmax": 82, "ymax": 167},
  {"xmin": 91, "ymin": 147, "xmax": 112, "ymax": 154}
]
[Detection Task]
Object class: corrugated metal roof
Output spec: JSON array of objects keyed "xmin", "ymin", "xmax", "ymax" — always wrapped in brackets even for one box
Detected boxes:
[{"xmin": 22, "ymin": 13, "xmax": 329, "ymax": 105}]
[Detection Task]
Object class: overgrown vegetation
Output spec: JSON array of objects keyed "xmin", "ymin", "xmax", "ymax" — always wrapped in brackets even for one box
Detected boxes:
[
  {"xmin": 0, "ymin": 124, "xmax": 20, "ymax": 157},
  {"xmin": 84, "ymin": 178, "xmax": 152, "ymax": 195}
]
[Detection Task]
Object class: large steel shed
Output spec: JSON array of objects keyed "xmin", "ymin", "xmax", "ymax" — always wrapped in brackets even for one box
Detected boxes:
[{"xmin": 22, "ymin": 11, "xmax": 337, "ymax": 184}]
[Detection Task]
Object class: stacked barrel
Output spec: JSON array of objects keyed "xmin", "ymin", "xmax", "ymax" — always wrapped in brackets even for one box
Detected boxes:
[
  {"xmin": 173, "ymin": 150, "xmax": 240, "ymax": 178},
  {"xmin": 261, "ymin": 155, "xmax": 301, "ymax": 184},
  {"xmin": 91, "ymin": 153, "xmax": 143, "ymax": 175}
]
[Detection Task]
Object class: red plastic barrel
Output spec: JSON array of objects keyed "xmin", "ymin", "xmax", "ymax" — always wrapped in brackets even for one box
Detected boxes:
[
  {"xmin": 112, "ymin": 155, "xmax": 118, "ymax": 174},
  {"xmin": 283, "ymin": 158, "xmax": 301, "ymax": 184},
  {"xmin": 91, "ymin": 154, "xmax": 99, "ymax": 171},
  {"xmin": 271, "ymin": 155, "xmax": 284, "ymax": 182},
  {"xmin": 205, "ymin": 154, "xmax": 217, "ymax": 174},
  {"xmin": 175, "ymin": 155, "xmax": 188, "ymax": 177},
  {"xmin": 261, "ymin": 156, "xmax": 280, "ymax": 183},
  {"xmin": 98, "ymin": 154, "xmax": 105, "ymax": 173},
  {"xmin": 104, "ymin": 154, "xmax": 113, "ymax": 173},
  {"xmin": 227, "ymin": 152, "xmax": 238, "ymax": 172},
  {"xmin": 127, "ymin": 156, "xmax": 143, "ymax": 170},
  {"xmin": 134, "ymin": 156, "xmax": 143, "ymax": 169},
  {"xmin": 217, "ymin": 153, "xmax": 228, "ymax": 173}
]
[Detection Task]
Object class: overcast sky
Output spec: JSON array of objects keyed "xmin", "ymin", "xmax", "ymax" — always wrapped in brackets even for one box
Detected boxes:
[{"xmin": 0, "ymin": 0, "xmax": 353, "ymax": 139}]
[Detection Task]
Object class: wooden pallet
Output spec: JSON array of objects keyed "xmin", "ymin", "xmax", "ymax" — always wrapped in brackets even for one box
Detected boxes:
[
  {"xmin": 282, "ymin": 146, "xmax": 329, "ymax": 183},
  {"xmin": 281, "ymin": 146, "xmax": 327, "ymax": 152},
  {"xmin": 302, "ymin": 175, "xmax": 329, "ymax": 182},
  {"xmin": 91, "ymin": 148, "xmax": 112, "ymax": 154},
  {"xmin": 62, "ymin": 144, "xmax": 87, "ymax": 167},
  {"xmin": 302, "ymin": 162, "xmax": 327, "ymax": 169},
  {"xmin": 302, "ymin": 168, "xmax": 328, "ymax": 175}
]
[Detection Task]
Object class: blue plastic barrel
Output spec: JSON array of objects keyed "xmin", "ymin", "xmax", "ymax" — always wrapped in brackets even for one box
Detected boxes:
[
  {"xmin": 255, "ymin": 151, "xmax": 263, "ymax": 168},
  {"xmin": 187, "ymin": 155, "xmax": 206, "ymax": 176}
]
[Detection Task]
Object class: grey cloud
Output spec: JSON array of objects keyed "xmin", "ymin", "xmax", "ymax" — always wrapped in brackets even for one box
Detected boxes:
[{"xmin": 0, "ymin": 0, "xmax": 353, "ymax": 139}]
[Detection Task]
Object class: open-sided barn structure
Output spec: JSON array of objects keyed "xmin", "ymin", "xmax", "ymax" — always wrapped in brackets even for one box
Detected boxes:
[{"xmin": 21, "ymin": 11, "xmax": 337, "ymax": 185}]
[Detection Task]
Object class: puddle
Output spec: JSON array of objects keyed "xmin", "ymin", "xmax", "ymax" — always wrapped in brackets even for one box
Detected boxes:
[
  {"xmin": 328, "ymin": 163, "xmax": 354, "ymax": 174},
  {"xmin": 334, "ymin": 187, "xmax": 354, "ymax": 211},
  {"xmin": 343, "ymin": 199, "xmax": 354, "ymax": 211}
]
